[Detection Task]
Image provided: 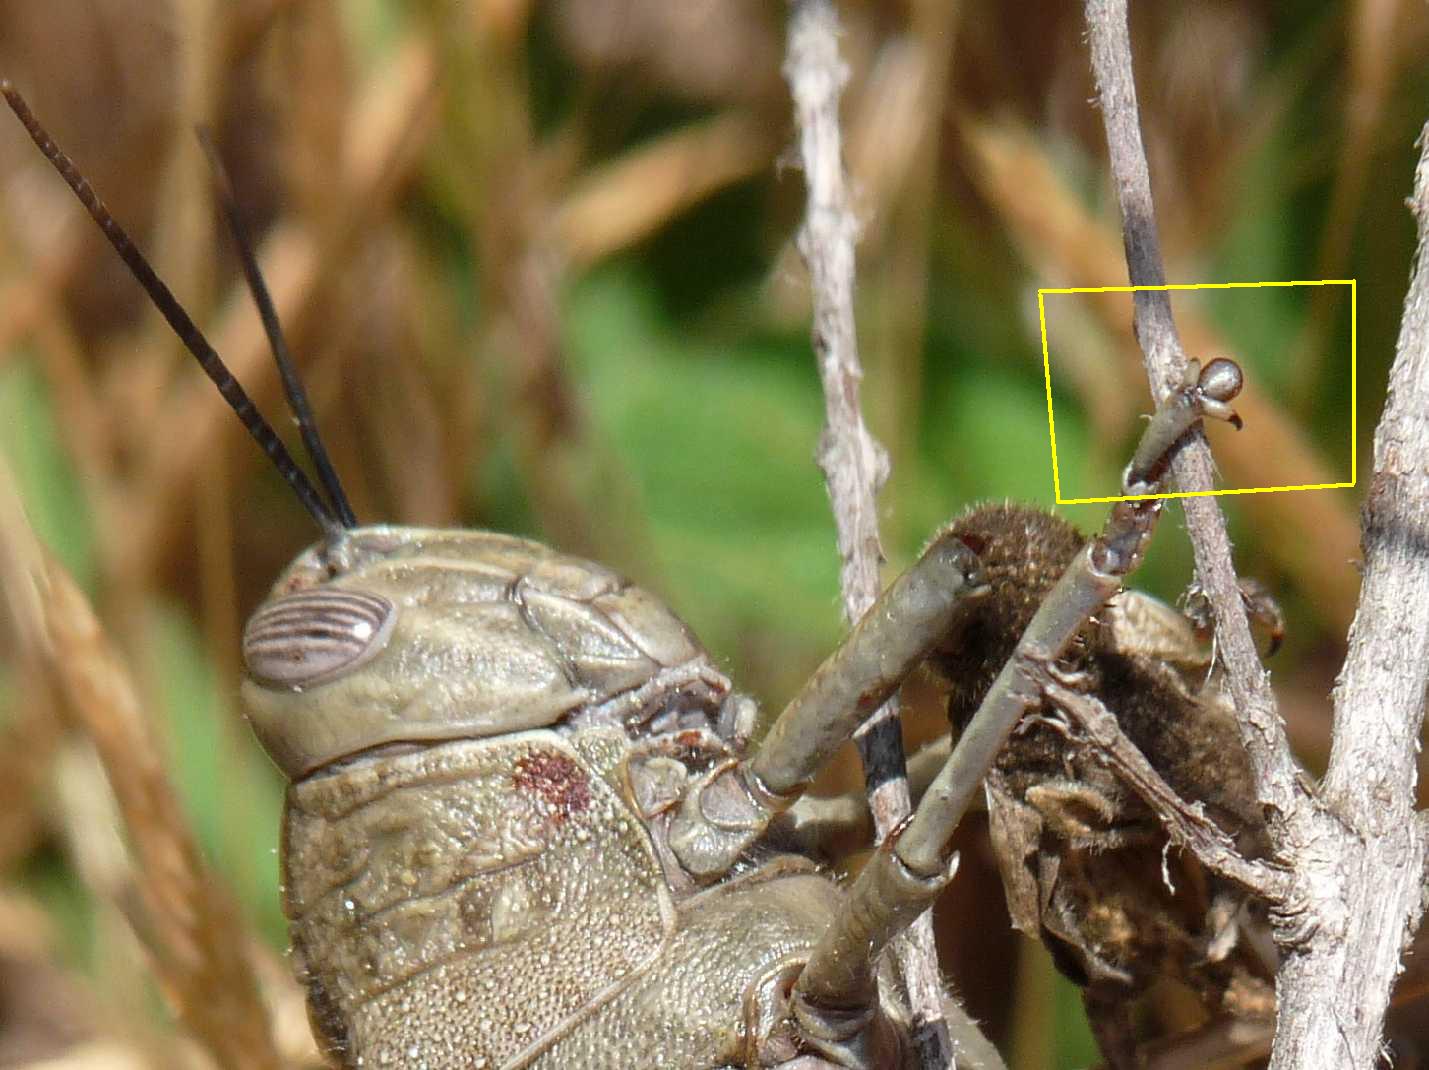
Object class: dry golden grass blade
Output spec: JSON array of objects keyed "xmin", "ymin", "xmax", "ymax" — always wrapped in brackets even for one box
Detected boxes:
[
  {"xmin": 846, "ymin": 33, "xmax": 946, "ymax": 246},
  {"xmin": 0, "ymin": 2, "xmax": 176, "ymax": 368},
  {"xmin": 962, "ymin": 116, "xmax": 1362, "ymax": 629},
  {"xmin": 18, "ymin": 1044, "xmax": 152, "ymax": 1070},
  {"xmin": 0, "ymin": 660, "xmax": 61, "ymax": 868},
  {"xmin": 49, "ymin": 743, "xmax": 161, "ymax": 1054},
  {"xmin": 421, "ymin": 6, "xmax": 663, "ymax": 575},
  {"xmin": 0, "ymin": 214, "xmax": 122, "ymax": 565},
  {"xmin": 767, "ymin": 26, "xmax": 959, "ymax": 338},
  {"xmin": 0, "ymin": 500, "xmax": 61, "ymax": 875},
  {"xmin": 0, "ymin": 222, "xmax": 89, "ymax": 365},
  {"xmin": 279, "ymin": 1, "xmax": 353, "ymax": 234},
  {"xmin": 249, "ymin": 943, "xmax": 325, "ymax": 1069},
  {"xmin": 0, "ymin": 463, "xmax": 279, "ymax": 1070},
  {"xmin": 116, "ymin": 218, "xmax": 319, "ymax": 581},
  {"xmin": 28, "ymin": 313, "xmax": 117, "ymax": 525},
  {"xmin": 0, "ymin": 892, "xmax": 102, "ymax": 1064},
  {"xmin": 1322, "ymin": 0, "xmax": 1405, "ymax": 279},
  {"xmin": 226, "ymin": 0, "xmax": 306, "ymax": 60},
  {"xmin": 362, "ymin": 232, "xmax": 464, "ymax": 526},
  {"xmin": 136, "ymin": 0, "xmax": 218, "ymax": 380},
  {"xmin": 552, "ymin": 0, "xmax": 781, "ymax": 105},
  {"xmin": 555, "ymin": 111, "xmax": 776, "ymax": 269}
]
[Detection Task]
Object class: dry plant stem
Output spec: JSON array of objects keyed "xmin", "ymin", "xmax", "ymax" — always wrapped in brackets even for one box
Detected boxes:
[
  {"xmin": 555, "ymin": 111, "xmax": 775, "ymax": 269},
  {"xmin": 1087, "ymin": 2, "xmax": 1429, "ymax": 1066},
  {"xmin": 0, "ymin": 468, "xmax": 278, "ymax": 1069},
  {"xmin": 784, "ymin": 3, "xmax": 952, "ymax": 1064},
  {"xmin": 1266, "ymin": 126, "xmax": 1429, "ymax": 1068},
  {"xmin": 1083, "ymin": 0, "xmax": 1303, "ymax": 834},
  {"xmin": 1293, "ymin": 0, "xmax": 1402, "ymax": 411},
  {"xmin": 785, "ymin": 0, "xmax": 897, "ymax": 784}
]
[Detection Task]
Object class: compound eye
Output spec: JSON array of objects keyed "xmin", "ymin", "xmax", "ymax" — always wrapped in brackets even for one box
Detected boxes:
[{"xmin": 242, "ymin": 589, "xmax": 395, "ymax": 689}]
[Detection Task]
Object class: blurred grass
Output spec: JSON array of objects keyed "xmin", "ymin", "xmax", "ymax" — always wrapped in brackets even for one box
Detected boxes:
[
  {"xmin": 0, "ymin": 1, "xmax": 1426, "ymax": 1067},
  {"xmin": 0, "ymin": 361, "xmax": 94, "ymax": 589}
]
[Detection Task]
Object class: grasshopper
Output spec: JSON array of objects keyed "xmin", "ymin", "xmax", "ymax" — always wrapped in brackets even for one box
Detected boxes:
[{"xmin": 4, "ymin": 81, "xmax": 1272, "ymax": 1069}]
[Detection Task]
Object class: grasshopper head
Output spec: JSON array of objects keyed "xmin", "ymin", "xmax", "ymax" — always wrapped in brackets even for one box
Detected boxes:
[
  {"xmin": 241, "ymin": 526, "xmax": 730, "ymax": 778},
  {"xmin": 0, "ymin": 89, "xmax": 734, "ymax": 780}
]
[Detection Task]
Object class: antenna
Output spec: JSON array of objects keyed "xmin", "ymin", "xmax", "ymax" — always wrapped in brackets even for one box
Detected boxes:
[
  {"xmin": 1, "ymin": 81, "xmax": 351, "ymax": 540},
  {"xmin": 196, "ymin": 127, "xmax": 357, "ymax": 529}
]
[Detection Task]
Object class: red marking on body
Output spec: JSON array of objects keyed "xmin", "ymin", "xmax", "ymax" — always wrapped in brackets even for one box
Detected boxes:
[
  {"xmin": 956, "ymin": 531, "xmax": 989, "ymax": 556},
  {"xmin": 513, "ymin": 751, "xmax": 591, "ymax": 823},
  {"xmin": 667, "ymin": 729, "xmax": 722, "ymax": 767}
]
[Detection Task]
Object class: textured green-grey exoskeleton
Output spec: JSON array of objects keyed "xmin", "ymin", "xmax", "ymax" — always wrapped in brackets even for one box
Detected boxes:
[
  {"xmin": 241, "ymin": 525, "xmax": 988, "ymax": 1068},
  {"xmin": 243, "ymin": 527, "xmax": 838, "ymax": 1067},
  {"xmin": 6, "ymin": 80, "xmax": 1270, "ymax": 1070}
]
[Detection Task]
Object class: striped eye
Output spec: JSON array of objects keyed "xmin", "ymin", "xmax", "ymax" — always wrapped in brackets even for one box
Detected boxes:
[{"xmin": 242, "ymin": 589, "xmax": 396, "ymax": 689}]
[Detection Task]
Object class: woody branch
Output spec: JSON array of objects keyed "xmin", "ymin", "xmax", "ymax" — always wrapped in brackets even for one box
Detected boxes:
[{"xmin": 1084, "ymin": 2, "xmax": 1429, "ymax": 1066}]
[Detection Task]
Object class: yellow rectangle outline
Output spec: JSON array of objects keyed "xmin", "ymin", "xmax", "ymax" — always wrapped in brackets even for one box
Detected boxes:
[{"xmin": 1037, "ymin": 279, "xmax": 1356, "ymax": 505}]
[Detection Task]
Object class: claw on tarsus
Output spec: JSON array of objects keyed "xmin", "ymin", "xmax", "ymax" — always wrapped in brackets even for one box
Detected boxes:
[
  {"xmin": 1121, "ymin": 356, "xmax": 1245, "ymax": 494},
  {"xmin": 1196, "ymin": 357, "xmax": 1245, "ymax": 429}
]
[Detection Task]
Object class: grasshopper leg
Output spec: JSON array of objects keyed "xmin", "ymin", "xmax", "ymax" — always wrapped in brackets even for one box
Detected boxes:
[
  {"xmin": 666, "ymin": 357, "xmax": 1243, "ymax": 1061},
  {"xmin": 790, "ymin": 360, "xmax": 1244, "ymax": 1037},
  {"xmin": 667, "ymin": 532, "xmax": 987, "ymax": 880}
]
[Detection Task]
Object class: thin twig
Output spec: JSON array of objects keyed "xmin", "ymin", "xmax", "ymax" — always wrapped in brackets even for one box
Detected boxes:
[
  {"xmin": 1082, "ymin": 0, "xmax": 1303, "ymax": 845},
  {"xmin": 1084, "ymin": 4, "xmax": 1429, "ymax": 1067},
  {"xmin": 785, "ymin": 1, "xmax": 887, "ymax": 627},
  {"xmin": 959, "ymin": 117, "xmax": 1363, "ymax": 629},
  {"xmin": 1325, "ymin": 126, "xmax": 1429, "ymax": 849},
  {"xmin": 783, "ymin": 2, "xmax": 951, "ymax": 1064},
  {"xmin": 1269, "ymin": 122, "xmax": 1429, "ymax": 1067}
]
